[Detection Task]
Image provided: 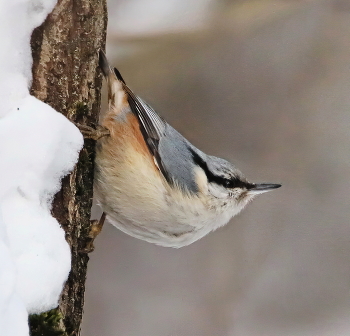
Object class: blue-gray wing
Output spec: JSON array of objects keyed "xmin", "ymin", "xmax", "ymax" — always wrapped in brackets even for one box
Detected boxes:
[{"xmin": 123, "ymin": 85, "xmax": 199, "ymax": 193}]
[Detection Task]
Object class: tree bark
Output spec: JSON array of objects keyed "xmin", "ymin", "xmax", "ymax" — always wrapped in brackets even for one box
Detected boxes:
[{"xmin": 30, "ymin": 0, "xmax": 107, "ymax": 335}]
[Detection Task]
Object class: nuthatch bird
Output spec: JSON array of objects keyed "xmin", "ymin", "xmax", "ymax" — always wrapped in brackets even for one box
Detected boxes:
[{"xmin": 82, "ymin": 50, "xmax": 281, "ymax": 249}]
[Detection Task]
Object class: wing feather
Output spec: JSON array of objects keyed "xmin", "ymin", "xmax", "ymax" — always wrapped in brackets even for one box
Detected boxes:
[{"xmin": 122, "ymin": 85, "xmax": 171, "ymax": 182}]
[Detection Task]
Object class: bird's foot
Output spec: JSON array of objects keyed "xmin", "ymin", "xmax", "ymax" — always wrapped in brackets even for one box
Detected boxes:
[
  {"xmin": 81, "ymin": 213, "xmax": 106, "ymax": 253},
  {"xmin": 76, "ymin": 123, "xmax": 110, "ymax": 140}
]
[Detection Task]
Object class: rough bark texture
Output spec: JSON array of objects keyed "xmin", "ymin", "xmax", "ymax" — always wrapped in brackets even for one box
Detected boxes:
[{"xmin": 30, "ymin": 0, "xmax": 107, "ymax": 335}]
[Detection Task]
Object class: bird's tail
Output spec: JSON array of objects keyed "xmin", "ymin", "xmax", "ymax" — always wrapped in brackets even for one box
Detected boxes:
[
  {"xmin": 98, "ymin": 50, "xmax": 128, "ymax": 116},
  {"xmin": 98, "ymin": 50, "xmax": 112, "ymax": 77},
  {"xmin": 99, "ymin": 50, "xmax": 126, "ymax": 84}
]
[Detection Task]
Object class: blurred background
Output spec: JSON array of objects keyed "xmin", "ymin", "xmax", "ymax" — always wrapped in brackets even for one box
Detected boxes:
[{"xmin": 82, "ymin": 1, "xmax": 350, "ymax": 335}]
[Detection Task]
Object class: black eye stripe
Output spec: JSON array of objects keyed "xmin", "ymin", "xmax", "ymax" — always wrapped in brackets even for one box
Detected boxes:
[
  {"xmin": 222, "ymin": 177, "xmax": 246, "ymax": 189},
  {"xmin": 190, "ymin": 148, "xmax": 248, "ymax": 189},
  {"xmin": 224, "ymin": 179, "xmax": 235, "ymax": 188}
]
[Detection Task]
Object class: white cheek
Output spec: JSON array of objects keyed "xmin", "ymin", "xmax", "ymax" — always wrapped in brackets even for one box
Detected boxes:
[
  {"xmin": 194, "ymin": 166, "xmax": 208, "ymax": 194},
  {"xmin": 208, "ymin": 184, "xmax": 229, "ymax": 199}
]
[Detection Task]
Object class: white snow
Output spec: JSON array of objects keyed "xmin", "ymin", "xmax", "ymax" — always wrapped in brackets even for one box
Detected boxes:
[
  {"xmin": 0, "ymin": 213, "xmax": 29, "ymax": 336},
  {"xmin": 0, "ymin": 0, "xmax": 84, "ymax": 334}
]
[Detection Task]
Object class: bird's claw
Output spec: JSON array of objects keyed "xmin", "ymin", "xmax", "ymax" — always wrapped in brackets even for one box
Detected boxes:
[
  {"xmin": 81, "ymin": 213, "xmax": 106, "ymax": 253},
  {"xmin": 75, "ymin": 123, "xmax": 110, "ymax": 140}
]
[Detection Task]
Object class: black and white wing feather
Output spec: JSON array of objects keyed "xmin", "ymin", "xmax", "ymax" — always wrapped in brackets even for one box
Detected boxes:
[
  {"xmin": 118, "ymin": 72, "xmax": 199, "ymax": 193},
  {"xmin": 122, "ymin": 84, "xmax": 171, "ymax": 182}
]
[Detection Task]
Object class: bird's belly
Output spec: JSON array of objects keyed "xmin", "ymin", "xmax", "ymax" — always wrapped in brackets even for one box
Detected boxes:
[
  {"xmin": 96, "ymin": 178, "xmax": 231, "ymax": 247},
  {"xmin": 104, "ymin": 205, "xmax": 220, "ymax": 248},
  {"xmin": 94, "ymin": 129, "xmax": 231, "ymax": 248}
]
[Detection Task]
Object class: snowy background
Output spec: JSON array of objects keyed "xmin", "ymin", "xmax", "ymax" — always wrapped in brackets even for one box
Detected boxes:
[
  {"xmin": 82, "ymin": 0, "xmax": 350, "ymax": 336},
  {"xmin": 0, "ymin": 1, "xmax": 83, "ymax": 335}
]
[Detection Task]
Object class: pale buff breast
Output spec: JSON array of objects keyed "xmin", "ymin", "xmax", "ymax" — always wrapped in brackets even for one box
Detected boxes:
[
  {"xmin": 95, "ymin": 112, "xmax": 168, "ymax": 219},
  {"xmin": 94, "ymin": 112, "xmax": 237, "ymax": 247}
]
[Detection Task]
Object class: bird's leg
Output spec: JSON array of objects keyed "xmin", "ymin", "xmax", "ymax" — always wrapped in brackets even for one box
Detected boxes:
[
  {"xmin": 75, "ymin": 123, "xmax": 110, "ymax": 140},
  {"xmin": 82, "ymin": 212, "xmax": 107, "ymax": 253}
]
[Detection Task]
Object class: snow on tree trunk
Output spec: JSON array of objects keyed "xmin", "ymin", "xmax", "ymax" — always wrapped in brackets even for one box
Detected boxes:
[{"xmin": 30, "ymin": 0, "xmax": 107, "ymax": 334}]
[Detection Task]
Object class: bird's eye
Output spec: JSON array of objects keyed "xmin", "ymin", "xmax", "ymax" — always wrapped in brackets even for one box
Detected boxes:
[{"xmin": 223, "ymin": 179, "xmax": 233, "ymax": 188}]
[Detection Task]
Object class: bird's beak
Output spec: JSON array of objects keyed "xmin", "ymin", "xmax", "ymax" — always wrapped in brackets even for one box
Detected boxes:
[{"xmin": 248, "ymin": 183, "xmax": 281, "ymax": 195}]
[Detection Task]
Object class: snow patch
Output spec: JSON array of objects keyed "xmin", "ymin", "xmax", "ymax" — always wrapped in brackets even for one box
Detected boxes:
[
  {"xmin": 0, "ymin": 213, "xmax": 29, "ymax": 336},
  {"xmin": 0, "ymin": 0, "xmax": 84, "ymax": 334}
]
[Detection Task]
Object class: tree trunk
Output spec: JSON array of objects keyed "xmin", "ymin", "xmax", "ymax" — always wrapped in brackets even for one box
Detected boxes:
[{"xmin": 29, "ymin": 0, "xmax": 107, "ymax": 335}]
